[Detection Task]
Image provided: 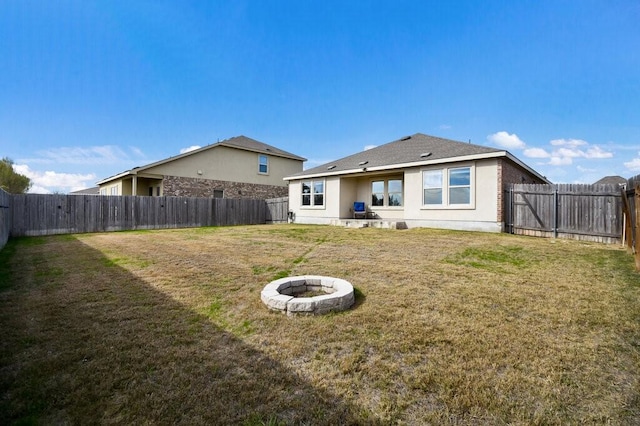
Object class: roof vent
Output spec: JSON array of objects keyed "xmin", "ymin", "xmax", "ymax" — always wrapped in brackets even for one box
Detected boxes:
[
  {"xmin": 401, "ymin": 136, "xmax": 411, "ymax": 141},
  {"xmin": 420, "ymin": 152, "xmax": 432, "ymax": 158},
  {"xmin": 358, "ymin": 161, "xmax": 368, "ymax": 166},
  {"xmin": 327, "ymin": 165, "xmax": 336, "ymax": 170}
]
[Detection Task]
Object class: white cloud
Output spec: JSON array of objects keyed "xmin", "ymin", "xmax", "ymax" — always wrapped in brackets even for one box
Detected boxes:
[
  {"xmin": 487, "ymin": 131, "xmax": 526, "ymax": 149},
  {"xmin": 523, "ymin": 147, "xmax": 550, "ymax": 158},
  {"xmin": 555, "ymin": 147, "xmax": 583, "ymax": 158},
  {"xmin": 20, "ymin": 145, "xmax": 133, "ymax": 165},
  {"xmin": 14, "ymin": 164, "xmax": 96, "ymax": 194},
  {"xmin": 550, "ymin": 138, "xmax": 587, "ymax": 148},
  {"xmin": 624, "ymin": 156, "xmax": 640, "ymax": 172},
  {"xmin": 584, "ymin": 146, "xmax": 613, "ymax": 159},
  {"xmin": 364, "ymin": 145, "xmax": 377, "ymax": 151},
  {"xmin": 180, "ymin": 145, "xmax": 201, "ymax": 154},
  {"xmin": 549, "ymin": 156, "xmax": 573, "ymax": 166},
  {"xmin": 439, "ymin": 124, "xmax": 452, "ymax": 130}
]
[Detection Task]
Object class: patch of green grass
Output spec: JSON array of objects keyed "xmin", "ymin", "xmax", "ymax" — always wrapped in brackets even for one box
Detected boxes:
[
  {"xmin": 252, "ymin": 265, "xmax": 277, "ymax": 275},
  {"xmin": 270, "ymin": 269, "xmax": 291, "ymax": 280},
  {"xmin": 242, "ymin": 414, "xmax": 286, "ymax": 426},
  {"xmin": 444, "ymin": 245, "xmax": 532, "ymax": 273},
  {"xmin": 102, "ymin": 256, "xmax": 151, "ymax": 269}
]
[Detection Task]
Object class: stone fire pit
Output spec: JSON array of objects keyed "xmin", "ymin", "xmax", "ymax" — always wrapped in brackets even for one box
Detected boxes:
[{"xmin": 261, "ymin": 275, "xmax": 355, "ymax": 316}]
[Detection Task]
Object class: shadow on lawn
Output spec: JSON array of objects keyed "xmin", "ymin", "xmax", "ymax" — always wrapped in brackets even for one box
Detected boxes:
[{"xmin": 0, "ymin": 236, "xmax": 375, "ymax": 425}]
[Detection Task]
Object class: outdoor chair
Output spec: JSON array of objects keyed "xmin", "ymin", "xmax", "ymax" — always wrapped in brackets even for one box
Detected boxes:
[{"xmin": 353, "ymin": 201, "xmax": 366, "ymax": 219}]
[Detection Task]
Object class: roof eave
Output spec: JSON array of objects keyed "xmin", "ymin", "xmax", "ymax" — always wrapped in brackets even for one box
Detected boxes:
[
  {"xmin": 284, "ymin": 151, "xmax": 510, "ymax": 181},
  {"xmin": 96, "ymin": 170, "xmax": 136, "ymax": 185}
]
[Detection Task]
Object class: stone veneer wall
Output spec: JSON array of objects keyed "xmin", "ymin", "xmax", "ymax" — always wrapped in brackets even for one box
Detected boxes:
[
  {"xmin": 162, "ymin": 175, "xmax": 288, "ymax": 199},
  {"xmin": 496, "ymin": 159, "xmax": 547, "ymax": 223}
]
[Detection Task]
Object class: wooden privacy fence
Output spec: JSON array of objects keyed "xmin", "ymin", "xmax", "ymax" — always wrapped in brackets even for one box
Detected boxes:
[
  {"xmin": 10, "ymin": 194, "xmax": 276, "ymax": 237},
  {"xmin": 505, "ymin": 183, "xmax": 622, "ymax": 244},
  {"xmin": 265, "ymin": 197, "xmax": 289, "ymax": 224},
  {"xmin": 0, "ymin": 189, "xmax": 10, "ymax": 249}
]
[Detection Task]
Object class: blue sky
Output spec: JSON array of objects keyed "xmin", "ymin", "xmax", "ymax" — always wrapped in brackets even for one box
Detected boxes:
[{"xmin": 1, "ymin": 1, "xmax": 639, "ymax": 193}]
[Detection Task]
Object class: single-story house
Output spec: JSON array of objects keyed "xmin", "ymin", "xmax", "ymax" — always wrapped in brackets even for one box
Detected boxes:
[
  {"xmin": 593, "ymin": 176, "xmax": 626, "ymax": 186},
  {"xmin": 97, "ymin": 136, "xmax": 306, "ymax": 199},
  {"xmin": 284, "ymin": 133, "xmax": 550, "ymax": 232}
]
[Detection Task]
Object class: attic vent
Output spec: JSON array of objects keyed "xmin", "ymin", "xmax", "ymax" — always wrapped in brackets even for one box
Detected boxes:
[
  {"xmin": 327, "ymin": 165, "xmax": 336, "ymax": 170},
  {"xmin": 266, "ymin": 148, "xmax": 271, "ymax": 151},
  {"xmin": 420, "ymin": 152, "xmax": 432, "ymax": 158},
  {"xmin": 358, "ymin": 161, "xmax": 368, "ymax": 166},
  {"xmin": 401, "ymin": 136, "xmax": 411, "ymax": 141}
]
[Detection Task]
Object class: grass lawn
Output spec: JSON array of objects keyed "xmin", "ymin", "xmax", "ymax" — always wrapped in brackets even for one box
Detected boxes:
[{"xmin": 0, "ymin": 224, "xmax": 639, "ymax": 424}]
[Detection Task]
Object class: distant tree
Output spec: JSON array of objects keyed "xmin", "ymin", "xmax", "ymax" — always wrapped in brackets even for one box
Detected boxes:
[{"xmin": 0, "ymin": 157, "xmax": 31, "ymax": 194}]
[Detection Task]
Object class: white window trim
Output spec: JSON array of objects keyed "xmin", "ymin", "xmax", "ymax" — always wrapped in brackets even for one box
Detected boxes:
[
  {"xmin": 301, "ymin": 179, "xmax": 326, "ymax": 209},
  {"xmin": 421, "ymin": 163, "xmax": 475, "ymax": 210}
]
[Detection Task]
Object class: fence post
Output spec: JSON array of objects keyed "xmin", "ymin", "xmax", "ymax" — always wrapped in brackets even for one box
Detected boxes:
[
  {"xmin": 635, "ymin": 185, "xmax": 640, "ymax": 270},
  {"xmin": 553, "ymin": 186, "xmax": 558, "ymax": 238},
  {"xmin": 509, "ymin": 186, "xmax": 514, "ymax": 234}
]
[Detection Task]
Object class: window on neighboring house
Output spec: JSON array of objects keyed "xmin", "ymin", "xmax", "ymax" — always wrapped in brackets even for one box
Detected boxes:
[
  {"xmin": 259, "ymin": 155, "xmax": 268, "ymax": 174},
  {"xmin": 100, "ymin": 188, "xmax": 107, "ymax": 196},
  {"xmin": 148, "ymin": 187, "xmax": 153, "ymax": 196},
  {"xmin": 422, "ymin": 166, "xmax": 472, "ymax": 206},
  {"xmin": 213, "ymin": 189, "xmax": 224, "ymax": 198},
  {"xmin": 156, "ymin": 187, "xmax": 161, "ymax": 196},
  {"xmin": 110, "ymin": 186, "xmax": 118, "ymax": 196},
  {"xmin": 371, "ymin": 181, "xmax": 384, "ymax": 206},
  {"xmin": 388, "ymin": 179, "xmax": 403, "ymax": 206},
  {"xmin": 302, "ymin": 180, "xmax": 324, "ymax": 207}
]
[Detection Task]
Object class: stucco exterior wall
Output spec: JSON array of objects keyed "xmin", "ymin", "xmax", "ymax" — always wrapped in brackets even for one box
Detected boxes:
[
  {"xmin": 144, "ymin": 146, "xmax": 302, "ymax": 187},
  {"xmin": 163, "ymin": 175, "xmax": 288, "ymax": 199}
]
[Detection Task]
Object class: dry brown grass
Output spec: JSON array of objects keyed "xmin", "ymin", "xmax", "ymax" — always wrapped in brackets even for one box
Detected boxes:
[{"xmin": 1, "ymin": 225, "xmax": 639, "ymax": 425}]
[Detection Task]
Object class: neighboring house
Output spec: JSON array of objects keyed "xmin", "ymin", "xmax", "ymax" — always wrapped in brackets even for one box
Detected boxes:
[
  {"xmin": 593, "ymin": 176, "xmax": 626, "ymax": 186},
  {"xmin": 284, "ymin": 133, "xmax": 549, "ymax": 232},
  {"xmin": 97, "ymin": 136, "xmax": 306, "ymax": 199},
  {"xmin": 69, "ymin": 186, "xmax": 100, "ymax": 195}
]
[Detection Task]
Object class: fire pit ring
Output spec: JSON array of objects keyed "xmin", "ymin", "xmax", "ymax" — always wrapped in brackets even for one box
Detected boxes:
[{"xmin": 261, "ymin": 275, "xmax": 355, "ymax": 316}]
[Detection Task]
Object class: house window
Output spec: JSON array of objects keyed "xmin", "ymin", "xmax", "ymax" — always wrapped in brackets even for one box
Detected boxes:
[
  {"xmin": 388, "ymin": 179, "xmax": 403, "ymax": 206},
  {"xmin": 302, "ymin": 180, "xmax": 324, "ymax": 207},
  {"xmin": 213, "ymin": 189, "xmax": 224, "ymax": 198},
  {"xmin": 149, "ymin": 187, "xmax": 153, "ymax": 196},
  {"xmin": 423, "ymin": 170, "xmax": 443, "ymax": 205},
  {"xmin": 371, "ymin": 181, "xmax": 384, "ymax": 206},
  {"xmin": 259, "ymin": 155, "xmax": 268, "ymax": 174},
  {"xmin": 110, "ymin": 186, "xmax": 118, "ymax": 196},
  {"xmin": 449, "ymin": 167, "xmax": 470, "ymax": 204},
  {"xmin": 422, "ymin": 166, "xmax": 472, "ymax": 207},
  {"xmin": 156, "ymin": 187, "xmax": 161, "ymax": 196},
  {"xmin": 100, "ymin": 188, "xmax": 107, "ymax": 196},
  {"xmin": 371, "ymin": 179, "xmax": 403, "ymax": 207}
]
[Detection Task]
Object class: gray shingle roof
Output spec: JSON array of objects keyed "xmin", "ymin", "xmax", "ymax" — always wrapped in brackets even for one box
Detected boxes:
[
  {"xmin": 220, "ymin": 135, "xmax": 306, "ymax": 161},
  {"xmin": 288, "ymin": 133, "xmax": 503, "ymax": 178},
  {"xmin": 593, "ymin": 175, "xmax": 626, "ymax": 185}
]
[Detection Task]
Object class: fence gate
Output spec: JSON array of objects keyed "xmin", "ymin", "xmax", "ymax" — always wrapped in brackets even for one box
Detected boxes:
[{"xmin": 506, "ymin": 183, "xmax": 622, "ymax": 244}]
